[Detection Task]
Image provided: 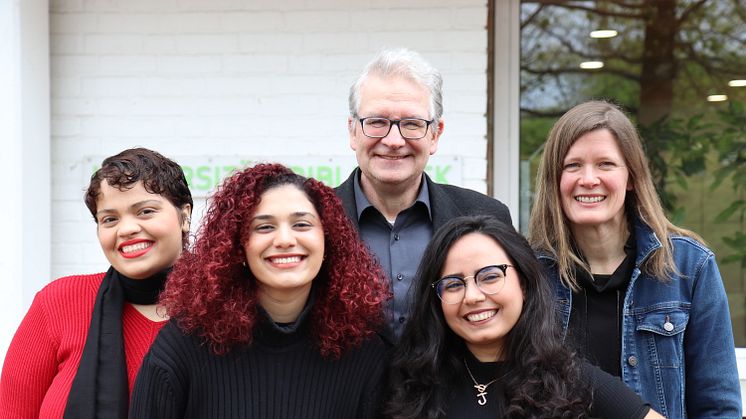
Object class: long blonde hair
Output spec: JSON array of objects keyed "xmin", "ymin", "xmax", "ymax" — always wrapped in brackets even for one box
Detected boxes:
[{"xmin": 528, "ymin": 100, "xmax": 701, "ymax": 290}]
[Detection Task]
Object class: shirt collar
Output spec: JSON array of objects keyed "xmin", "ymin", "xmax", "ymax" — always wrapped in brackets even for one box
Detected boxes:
[{"xmin": 352, "ymin": 169, "xmax": 432, "ymax": 222}]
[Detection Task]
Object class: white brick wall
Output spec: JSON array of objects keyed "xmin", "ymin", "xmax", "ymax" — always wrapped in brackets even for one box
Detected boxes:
[{"xmin": 50, "ymin": 0, "xmax": 490, "ymax": 278}]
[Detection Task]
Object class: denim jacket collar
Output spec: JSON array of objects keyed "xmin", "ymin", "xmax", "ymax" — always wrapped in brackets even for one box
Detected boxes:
[{"xmin": 632, "ymin": 217, "xmax": 661, "ymax": 269}]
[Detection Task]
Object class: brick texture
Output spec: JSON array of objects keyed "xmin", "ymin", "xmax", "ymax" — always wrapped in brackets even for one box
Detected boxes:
[{"xmin": 50, "ymin": 0, "xmax": 489, "ymax": 277}]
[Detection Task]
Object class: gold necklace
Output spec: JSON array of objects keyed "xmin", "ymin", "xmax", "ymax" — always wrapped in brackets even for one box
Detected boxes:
[{"xmin": 464, "ymin": 358, "xmax": 499, "ymax": 406}]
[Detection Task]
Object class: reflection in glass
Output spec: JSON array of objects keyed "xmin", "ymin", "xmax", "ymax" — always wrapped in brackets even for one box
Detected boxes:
[{"xmin": 519, "ymin": 0, "xmax": 746, "ymax": 344}]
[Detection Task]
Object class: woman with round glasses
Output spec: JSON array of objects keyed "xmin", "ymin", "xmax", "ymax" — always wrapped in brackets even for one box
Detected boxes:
[
  {"xmin": 432, "ymin": 264, "xmax": 510, "ymax": 307},
  {"xmin": 386, "ymin": 215, "xmax": 663, "ymax": 418}
]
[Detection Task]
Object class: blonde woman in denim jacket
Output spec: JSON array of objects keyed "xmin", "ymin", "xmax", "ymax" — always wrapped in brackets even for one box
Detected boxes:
[{"xmin": 529, "ymin": 100, "xmax": 741, "ymax": 418}]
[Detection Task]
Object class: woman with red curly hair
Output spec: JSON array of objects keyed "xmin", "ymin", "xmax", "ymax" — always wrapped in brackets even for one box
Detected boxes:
[{"xmin": 130, "ymin": 163, "xmax": 390, "ymax": 418}]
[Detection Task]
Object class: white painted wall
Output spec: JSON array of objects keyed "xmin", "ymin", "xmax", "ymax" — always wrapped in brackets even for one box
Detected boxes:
[
  {"xmin": 0, "ymin": 0, "xmax": 23, "ymax": 367},
  {"xmin": 49, "ymin": 0, "xmax": 492, "ymax": 280},
  {"xmin": 0, "ymin": 0, "xmax": 50, "ymax": 363}
]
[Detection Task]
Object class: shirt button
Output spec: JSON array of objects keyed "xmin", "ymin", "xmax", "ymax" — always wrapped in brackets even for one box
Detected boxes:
[
  {"xmin": 627, "ymin": 356, "xmax": 638, "ymax": 367},
  {"xmin": 663, "ymin": 321, "xmax": 674, "ymax": 332},
  {"xmin": 398, "ymin": 316, "xmax": 406, "ymax": 324},
  {"xmin": 394, "ymin": 233, "xmax": 400, "ymax": 241},
  {"xmin": 396, "ymin": 273, "xmax": 403, "ymax": 281}
]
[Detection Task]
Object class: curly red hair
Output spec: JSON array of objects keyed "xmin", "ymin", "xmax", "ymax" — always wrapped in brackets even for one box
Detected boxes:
[{"xmin": 162, "ymin": 163, "xmax": 389, "ymax": 357}]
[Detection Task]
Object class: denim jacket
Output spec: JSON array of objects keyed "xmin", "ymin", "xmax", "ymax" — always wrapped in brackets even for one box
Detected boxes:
[{"xmin": 539, "ymin": 218, "xmax": 742, "ymax": 418}]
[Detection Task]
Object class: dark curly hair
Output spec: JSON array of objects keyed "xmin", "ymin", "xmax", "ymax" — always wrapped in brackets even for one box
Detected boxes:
[
  {"xmin": 84, "ymin": 147, "xmax": 193, "ymax": 246},
  {"xmin": 387, "ymin": 216, "xmax": 591, "ymax": 418},
  {"xmin": 161, "ymin": 163, "xmax": 389, "ymax": 358}
]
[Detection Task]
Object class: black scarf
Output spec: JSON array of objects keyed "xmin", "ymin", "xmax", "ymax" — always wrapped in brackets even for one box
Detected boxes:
[{"xmin": 63, "ymin": 266, "xmax": 169, "ymax": 419}]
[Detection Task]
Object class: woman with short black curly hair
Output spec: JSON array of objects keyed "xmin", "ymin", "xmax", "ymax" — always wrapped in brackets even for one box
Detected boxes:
[{"xmin": 0, "ymin": 148, "xmax": 192, "ymax": 419}]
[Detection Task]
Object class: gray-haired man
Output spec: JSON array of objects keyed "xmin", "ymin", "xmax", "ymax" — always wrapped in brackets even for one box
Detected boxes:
[{"xmin": 336, "ymin": 48, "xmax": 512, "ymax": 344}]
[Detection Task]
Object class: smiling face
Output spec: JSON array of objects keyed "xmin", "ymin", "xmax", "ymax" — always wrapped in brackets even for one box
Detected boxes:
[
  {"xmin": 244, "ymin": 184, "xmax": 325, "ymax": 307},
  {"xmin": 559, "ymin": 129, "xmax": 631, "ymax": 231},
  {"xmin": 96, "ymin": 181, "xmax": 190, "ymax": 280},
  {"xmin": 349, "ymin": 75, "xmax": 443, "ymax": 193},
  {"xmin": 440, "ymin": 233, "xmax": 524, "ymax": 361}
]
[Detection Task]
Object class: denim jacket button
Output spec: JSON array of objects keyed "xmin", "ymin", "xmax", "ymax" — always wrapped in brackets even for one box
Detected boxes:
[
  {"xmin": 663, "ymin": 321, "xmax": 674, "ymax": 332},
  {"xmin": 627, "ymin": 356, "xmax": 638, "ymax": 367}
]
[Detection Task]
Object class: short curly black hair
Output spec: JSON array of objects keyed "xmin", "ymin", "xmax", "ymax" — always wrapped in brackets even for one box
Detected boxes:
[{"xmin": 84, "ymin": 148, "xmax": 193, "ymax": 243}]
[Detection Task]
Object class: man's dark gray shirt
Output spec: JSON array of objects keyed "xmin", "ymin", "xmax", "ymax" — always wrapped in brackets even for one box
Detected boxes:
[
  {"xmin": 353, "ymin": 172, "xmax": 433, "ymax": 342},
  {"xmin": 336, "ymin": 168, "xmax": 513, "ymax": 345}
]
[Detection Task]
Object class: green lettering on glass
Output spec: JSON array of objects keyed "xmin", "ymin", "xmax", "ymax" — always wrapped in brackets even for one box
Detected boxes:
[
  {"xmin": 178, "ymin": 162, "xmax": 452, "ymax": 191},
  {"xmin": 286, "ymin": 165, "xmax": 344, "ymax": 186},
  {"xmin": 316, "ymin": 166, "xmax": 333, "ymax": 184},
  {"xmin": 434, "ymin": 165, "xmax": 451, "ymax": 183},
  {"xmin": 182, "ymin": 166, "xmax": 193, "ymax": 186},
  {"xmin": 424, "ymin": 165, "xmax": 452, "ymax": 184},
  {"xmin": 195, "ymin": 166, "xmax": 212, "ymax": 190}
]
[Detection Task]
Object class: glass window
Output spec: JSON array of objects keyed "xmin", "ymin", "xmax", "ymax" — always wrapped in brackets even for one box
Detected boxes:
[{"xmin": 519, "ymin": 0, "xmax": 746, "ymax": 344}]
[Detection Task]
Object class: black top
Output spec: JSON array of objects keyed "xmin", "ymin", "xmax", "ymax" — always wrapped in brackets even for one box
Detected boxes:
[
  {"xmin": 443, "ymin": 351, "xmax": 650, "ymax": 419},
  {"xmin": 129, "ymin": 302, "xmax": 388, "ymax": 419},
  {"xmin": 569, "ymin": 235, "xmax": 636, "ymax": 377}
]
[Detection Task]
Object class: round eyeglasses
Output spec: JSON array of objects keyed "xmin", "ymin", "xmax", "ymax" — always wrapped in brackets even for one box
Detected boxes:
[
  {"xmin": 358, "ymin": 117, "xmax": 434, "ymax": 140},
  {"xmin": 431, "ymin": 264, "xmax": 512, "ymax": 305}
]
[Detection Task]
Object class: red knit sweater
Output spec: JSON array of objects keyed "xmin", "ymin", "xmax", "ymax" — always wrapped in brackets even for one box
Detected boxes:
[{"xmin": 0, "ymin": 273, "xmax": 166, "ymax": 419}]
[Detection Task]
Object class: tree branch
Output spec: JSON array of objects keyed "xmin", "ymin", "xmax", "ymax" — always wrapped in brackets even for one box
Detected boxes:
[
  {"xmin": 527, "ymin": 25, "xmax": 643, "ymax": 64},
  {"xmin": 521, "ymin": 102, "xmax": 641, "ymax": 117},
  {"xmin": 678, "ymin": 0, "xmax": 708, "ymax": 25},
  {"xmin": 520, "ymin": 107, "xmax": 567, "ymax": 118},
  {"xmin": 522, "ymin": 65, "xmax": 640, "ymax": 81},
  {"xmin": 677, "ymin": 40, "xmax": 746, "ymax": 77},
  {"xmin": 521, "ymin": 4, "xmax": 545, "ymax": 30},
  {"xmin": 521, "ymin": 0, "xmax": 648, "ymax": 19},
  {"xmin": 607, "ymin": 0, "xmax": 648, "ymax": 9}
]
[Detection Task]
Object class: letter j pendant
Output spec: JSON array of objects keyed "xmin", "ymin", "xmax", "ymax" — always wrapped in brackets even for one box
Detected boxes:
[
  {"xmin": 464, "ymin": 358, "xmax": 499, "ymax": 407},
  {"xmin": 474, "ymin": 384, "xmax": 489, "ymax": 405}
]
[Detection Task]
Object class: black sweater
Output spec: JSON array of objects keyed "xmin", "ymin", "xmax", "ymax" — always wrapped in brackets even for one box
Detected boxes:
[
  {"xmin": 129, "ymin": 305, "xmax": 387, "ymax": 419},
  {"xmin": 443, "ymin": 351, "xmax": 650, "ymax": 419}
]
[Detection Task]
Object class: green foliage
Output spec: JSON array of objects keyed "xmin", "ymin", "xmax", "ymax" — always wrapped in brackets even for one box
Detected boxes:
[
  {"xmin": 640, "ymin": 101, "xmax": 746, "ymax": 267},
  {"xmin": 636, "ymin": 114, "xmax": 712, "ymax": 212},
  {"xmin": 520, "ymin": 117, "xmax": 554, "ymax": 160},
  {"xmin": 722, "ymin": 232, "xmax": 746, "ymax": 270},
  {"xmin": 520, "ymin": 0, "xmax": 746, "ymax": 271},
  {"xmin": 581, "ymin": 73, "xmax": 640, "ymax": 106},
  {"xmin": 710, "ymin": 102, "xmax": 746, "ymax": 267}
]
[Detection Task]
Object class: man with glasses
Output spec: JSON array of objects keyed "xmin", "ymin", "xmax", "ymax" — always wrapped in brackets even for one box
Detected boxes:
[{"xmin": 336, "ymin": 48, "xmax": 512, "ymax": 344}]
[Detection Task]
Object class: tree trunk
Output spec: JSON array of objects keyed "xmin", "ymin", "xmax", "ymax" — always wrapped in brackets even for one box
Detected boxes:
[{"xmin": 637, "ymin": 0, "xmax": 677, "ymax": 126}]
